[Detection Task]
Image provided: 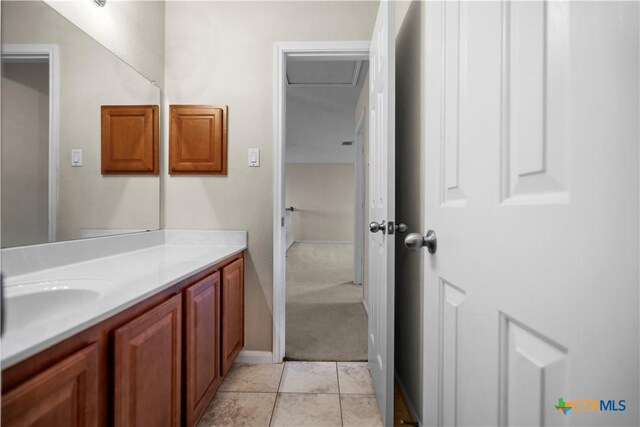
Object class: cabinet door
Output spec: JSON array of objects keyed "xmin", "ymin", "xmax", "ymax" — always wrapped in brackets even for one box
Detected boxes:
[
  {"xmin": 169, "ymin": 105, "xmax": 227, "ymax": 175},
  {"xmin": 2, "ymin": 343, "xmax": 99, "ymax": 427},
  {"xmin": 221, "ymin": 257, "xmax": 244, "ymax": 376},
  {"xmin": 114, "ymin": 294, "xmax": 181, "ymax": 427},
  {"xmin": 101, "ymin": 105, "xmax": 159, "ymax": 175},
  {"xmin": 185, "ymin": 272, "xmax": 222, "ymax": 427}
]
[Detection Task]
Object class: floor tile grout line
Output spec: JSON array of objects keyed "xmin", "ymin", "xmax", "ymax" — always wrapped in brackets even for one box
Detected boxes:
[
  {"xmin": 336, "ymin": 362, "xmax": 344, "ymax": 427},
  {"xmin": 274, "ymin": 391, "xmax": 342, "ymax": 395},
  {"xmin": 216, "ymin": 390, "xmax": 375, "ymax": 396},
  {"xmin": 266, "ymin": 391, "xmax": 371, "ymax": 395},
  {"xmin": 268, "ymin": 362, "xmax": 287, "ymax": 426}
]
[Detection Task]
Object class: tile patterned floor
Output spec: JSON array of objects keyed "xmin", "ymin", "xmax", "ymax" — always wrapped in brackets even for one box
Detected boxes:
[{"xmin": 198, "ymin": 361, "xmax": 383, "ymax": 427}]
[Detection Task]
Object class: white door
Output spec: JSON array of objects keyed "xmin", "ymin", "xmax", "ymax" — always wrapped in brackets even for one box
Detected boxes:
[
  {"xmin": 368, "ymin": 1, "xmax": 395, "ymax": 425},
  {"xmin": 354, "ymin": 114, "xmax": 365, "ymax": 285},
  {"xmin": 423, "ymin": 1, "xmax": 638, "ymax": 426}
]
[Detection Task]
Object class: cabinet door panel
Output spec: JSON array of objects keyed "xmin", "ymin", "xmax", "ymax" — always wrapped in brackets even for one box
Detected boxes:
[
  {"xmin": 101, "ymin": 105, "xmax": 159, "ymax": 174},
  {"xmin": 185, "ymin": 272, "xmax": 221, "ymax": 427},
  {"xmin": 114, "ymin": 294, "xmax": 181, "ymax": 427},
  {"xmin": 169, "ymin": 105, "xmax": 227, "ymax": 175},
  {"xmin": 221, "ymin": 257, "xmax": 244, "ymax": 376},
  {"xmin": 2, "ymin": 343, "xmax": 99, "ymax": 427}
]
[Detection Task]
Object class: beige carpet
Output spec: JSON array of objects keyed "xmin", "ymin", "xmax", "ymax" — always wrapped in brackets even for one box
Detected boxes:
[{"xmin": 285, "ymin": 242, "xmax": 367, "ymax": 361}]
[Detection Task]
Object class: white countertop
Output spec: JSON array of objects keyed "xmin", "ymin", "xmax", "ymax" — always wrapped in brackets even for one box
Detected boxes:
[{"xmin": 1, "ymin": 230, "xmax": 246, "ymax": 369}]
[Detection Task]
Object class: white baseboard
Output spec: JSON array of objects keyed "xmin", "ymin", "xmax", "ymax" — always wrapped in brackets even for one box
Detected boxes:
[
  {"xmin": 395, "ymin": 370, "xmax": 422, "ymax": 427},
  {"xmin": 236, "ymin": 350, "xmax": 274, "ymax": 364},
  {"xmin": 294, "ymin": 240, "xmax": 354, "ymax": 244},
  {"xmin": 361, "ymin": 299, "xmax": 369, "ymax": 316}
]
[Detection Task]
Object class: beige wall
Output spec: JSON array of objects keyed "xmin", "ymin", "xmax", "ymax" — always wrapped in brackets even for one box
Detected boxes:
[
  {"xmin": 286, "ymin": 164, "xmax": 355, "ymax": 242},
  {"xmin": 45, "ymin": 0, "xmax": 165, "ymax": 88},
  {"xmin": 163, "ymin": 1, "xmax": 378, "ymax": 351},
  {"xmin": 1, "ymin": 63, "xmax": 50, "ymax": 247},
  {"xmin": 355, "ymin": 74, "xmax": 370, "ymax": 305},
  {"xmin": 394, "ymin": 0, "xmax": 424, "ymax": 420},
  {"xmin": 2, "ymin": 1, "xmax": 161, "ymax": 242}
]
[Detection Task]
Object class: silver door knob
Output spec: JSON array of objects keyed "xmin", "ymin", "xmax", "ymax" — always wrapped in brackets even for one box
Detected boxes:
[
  {"xmin": 369, "ymin": 221, "xmax": 386, "ymax": 234},
  {"xmin": 395, "ymin": 222, "xmax": 409, "ymax": 234},
  {"xmin": 404, "ymin": 230, "xmax": 437, "ymax": 253}
]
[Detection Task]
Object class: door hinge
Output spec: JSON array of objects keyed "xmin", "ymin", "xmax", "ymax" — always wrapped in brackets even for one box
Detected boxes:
[{"xmin": 281, "ymin": 217, "xmax": 285, "ymax": 227}]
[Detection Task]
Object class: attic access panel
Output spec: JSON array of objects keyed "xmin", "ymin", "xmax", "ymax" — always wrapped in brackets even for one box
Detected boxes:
[{"xmin": 286, "ymin": 60, "xmax": 362, "ymax": 86}]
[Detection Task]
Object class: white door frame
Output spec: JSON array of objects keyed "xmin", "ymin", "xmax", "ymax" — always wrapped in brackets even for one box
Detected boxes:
[
  {"xmin": 272, "ymin": 40, "xmax": 370, "ymax": 363},
  {"xmin": 353, "ymin": 111, "xmax": 366, "ymax": 285},
  {"xmin": 1, "ymin": 44, "xmax": 60, "ymax": 243}
]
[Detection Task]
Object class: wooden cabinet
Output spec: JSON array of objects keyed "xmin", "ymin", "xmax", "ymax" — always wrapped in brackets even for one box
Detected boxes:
[
  {"xmin": 2, "ymin": 252, "xmax": 244, "ymax": 427},
  {"xmin": 221, "ymin": 257, "xmax": 244, "ymax": 376},
  {"xmin": 184, "ymin": 272, "xmax": 222, "ymax": 427},
  {"xmin": 1, "ymin": 343, "xmax": 99, "ymax": 427},
  {"xmin": 169, "ymin": 105, "xmax": 228, "ymax": 175},
  {"xmin": 101, "ymin": 105, "xmax": 159, "ymax": 175},
  {"xmin": 114, "ymin": 295, "xmax": 182, "ymax": 427}
]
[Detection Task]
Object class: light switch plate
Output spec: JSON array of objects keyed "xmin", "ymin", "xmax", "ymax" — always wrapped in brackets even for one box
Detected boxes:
[
  {"xmin": 248, "ymin": 148, "xmax": 260, "ymax": 167},
  {"xmin": 71, "ymin": 149, "xmax": 83, "ymax": 167}
]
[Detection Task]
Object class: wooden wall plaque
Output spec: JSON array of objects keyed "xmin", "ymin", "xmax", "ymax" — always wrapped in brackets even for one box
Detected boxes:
[
  {"xmin": 101, "ymin": 105, "xmax": 159, "ymax": 175},
  {"xmin": 169, "ymin": 105, "xmax": 228, "ymax": 175}
]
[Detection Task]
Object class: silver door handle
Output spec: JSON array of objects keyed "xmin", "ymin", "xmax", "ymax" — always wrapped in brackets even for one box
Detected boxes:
[
  {"xmin": 404, "ymin": 230, "xmax": 437, "ymax": 253},
  {"xmin": 369, "ymin": 221, "xmax": 386, "ymax": 234},
  {"xmin": 395, "ymin": 222, "xmax": 408, "ymax": 234}
]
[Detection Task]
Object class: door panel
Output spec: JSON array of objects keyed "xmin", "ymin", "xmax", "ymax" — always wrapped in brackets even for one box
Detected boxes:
[
  {"xmin": 2, "ymin": 343, "xmax": 99, "ymax": 427},
  {"xmin": 501, "ymin": 1, "xmax": 569, "ymax": 204},
  {"xmin": 439, "ymin": 280, "xmax": 465, "ymax": 427},
  {"xmin": 424, "ymin": 1, "xmax": 639, "ymax": 426},
  {"xmin": 185, "ymin": 273, "xmax": 221, "ymax": 427},
  {"xmin": 114, "ymin": 295, "xmax": 182, "ymax": 427},
  {"xmin": 499, "ymin": 315, "xmax": 567, "ymax": 426},
  {"xmin": 441, "ymin": 0, "xmax": 467, "ymax": 207},
  {"xmin": 368, "ymin": 1, "xmax": 395, "ymax": 425},
  {"xmin": 221, "ymin": 257, "xmax": 244, "ymax": 376}
]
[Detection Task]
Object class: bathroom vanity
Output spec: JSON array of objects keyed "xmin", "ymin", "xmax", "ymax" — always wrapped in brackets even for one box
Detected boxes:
[{"xmin": 1, "ymin": 230, "xmax": 246, "ymax": 427}]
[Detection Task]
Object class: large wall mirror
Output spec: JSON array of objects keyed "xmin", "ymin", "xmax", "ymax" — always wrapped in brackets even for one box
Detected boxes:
[{"xmin": 1, "ymin": 0, "xmax": 161, "ymax": 248}]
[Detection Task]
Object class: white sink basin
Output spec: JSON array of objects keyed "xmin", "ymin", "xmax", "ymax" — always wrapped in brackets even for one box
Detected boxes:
[{"xmin": 4, "ymin": 279, "xmax": 112, "ymax": 331}]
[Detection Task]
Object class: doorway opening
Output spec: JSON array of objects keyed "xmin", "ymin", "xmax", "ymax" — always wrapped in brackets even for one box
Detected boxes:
[
  {"xmin": 284, "ymin": 54, "xmax": 368, "ymax": 361},
  {"xmin": 1, "ymin": 44, "xmax": 59, "ymax": 247},
  {"xmin": 273, "ymin": 41, "xmax": 370, "ymax": 363}
]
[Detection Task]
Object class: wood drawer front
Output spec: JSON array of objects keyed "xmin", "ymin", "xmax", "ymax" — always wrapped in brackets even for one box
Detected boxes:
[
  {"xmin": 169, "ymin": 105, "xmax": 228, "ymax": 175},
  {"xmin": 185, "ymin": 272, "xmax": 222, "ymax": 427},
  {"xmin": 221, "ymin": 257, "xmax": 244, "ymax": 376},
  {"xmin": 114, "ymin": 294, "xmax": 182, "ymax": 427},
  {"xmin": 1, "ymin": 343, "xmax": 99, "ymax": 427}
]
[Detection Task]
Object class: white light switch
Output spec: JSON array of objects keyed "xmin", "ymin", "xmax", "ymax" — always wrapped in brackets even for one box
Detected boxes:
[
  {"xmin": 71, "ymin": 149, "xmax": 83, "ymax": 167},
  {"xmin": 248, "ymin": 148, "xmax": 260, "ymax": 167}
]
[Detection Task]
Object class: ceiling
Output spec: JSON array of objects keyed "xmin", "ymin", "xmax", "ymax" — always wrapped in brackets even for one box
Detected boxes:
[{"xmin": 286, "ymin": 58, "xmax": 369, "ymax": 164}]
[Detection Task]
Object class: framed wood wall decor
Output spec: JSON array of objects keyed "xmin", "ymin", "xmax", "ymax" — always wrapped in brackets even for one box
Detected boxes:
[
  {"xmin": 169, "ymin": 105, "xmax": 228, "ymax": 175},
  {"xmin": 101, "ymin": 105, "xmax": 159, "ymax": 175}
]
